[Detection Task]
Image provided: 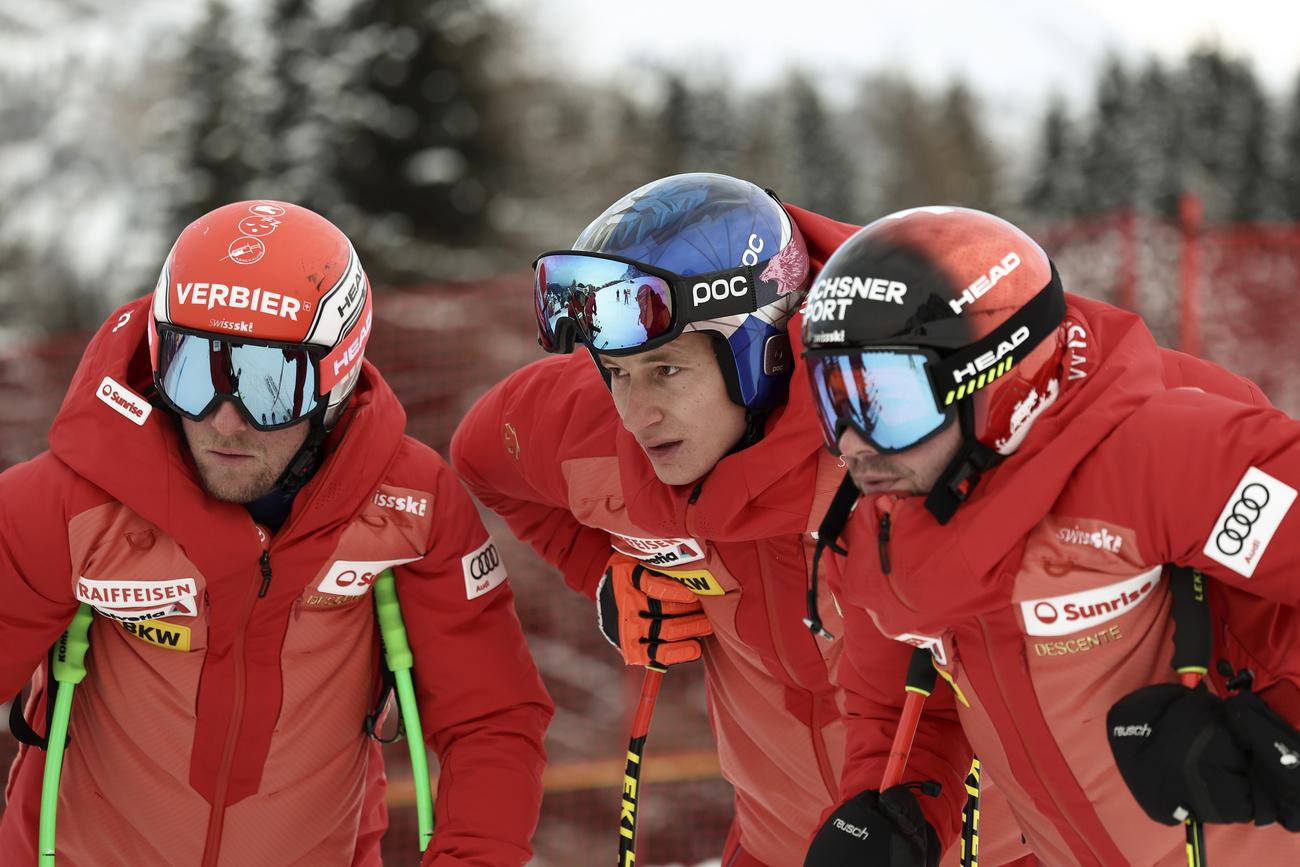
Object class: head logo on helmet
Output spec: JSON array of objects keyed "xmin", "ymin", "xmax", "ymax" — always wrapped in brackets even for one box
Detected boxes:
[
  {"xmin": 567, "ymin": 172, "xmax": 811, "ymax": 412},
  {"xmin": 802, "ymin": 206, "xmax": 1069, "ymax": 522},
  {"xmin": 150, "ymin": 200, "xmax": 372, "ymax": 430}
]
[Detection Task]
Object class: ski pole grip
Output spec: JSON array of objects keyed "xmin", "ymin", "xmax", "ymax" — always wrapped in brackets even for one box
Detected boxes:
[
  {"xmin": 52, "ymin": 605, "xmax": 94, "ymax": 685},
  {"xmin": 373, "ymin": 570, "xmax": 414, "ymax": 672},
  {"xmin": 905, "ymin": 646, "xmax": 938, "ymax": 696},
  {"xmin": 1169, "ymin": 566, "xmax": 1209, "ymax": 680}
]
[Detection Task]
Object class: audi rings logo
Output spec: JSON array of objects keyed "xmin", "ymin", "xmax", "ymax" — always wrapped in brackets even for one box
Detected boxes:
[
  {"xmin": 468, "ymin": 544, "xmax": 500, "ymax": 581},
  {"xmin": 462, "ymin": 538, "xmax": 508, "ymax": 599},
  {"xmin": 1034, "ymin": 602, "xmax": 1059, "ymax": 624},
  {"xmin": 1203, "ymin": 468, "xmax": 1296, "ymax": 579},
  {"xmin": 1215, "ymin": 483, "xmax": 1269, "ymax": 556}
]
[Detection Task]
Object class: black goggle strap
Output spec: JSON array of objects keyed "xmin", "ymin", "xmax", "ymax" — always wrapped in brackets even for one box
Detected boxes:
[
  {"xmin": 804, "ymin": 472, "xmax": 860, "ymax": 640},
  {"xmin": 926, "ymin": 263, "xmax": 1066, "ymax": 412}
]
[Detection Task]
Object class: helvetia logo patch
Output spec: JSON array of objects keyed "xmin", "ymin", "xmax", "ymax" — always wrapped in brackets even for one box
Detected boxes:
[
  {"xmin": 463, "ymin": 539, "xmax": 507, "ymax": 599},
  {"xmin": 1203, "ymin": 467, "xmax": 1296, "ymax": 579}
]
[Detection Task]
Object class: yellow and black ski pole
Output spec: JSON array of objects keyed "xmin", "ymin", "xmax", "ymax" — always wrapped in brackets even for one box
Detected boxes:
[
  {"xmin": 617, "ymin": 662, "xmax": 667, "ymax": 866},
  {"xmin": 1169, "ymin": 566, "xmax": 1210, "ymax": 867}
]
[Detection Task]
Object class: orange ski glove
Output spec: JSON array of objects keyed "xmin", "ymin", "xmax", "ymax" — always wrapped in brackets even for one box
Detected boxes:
[{"xmin": 596, "ymin": 553, "xmax": 713, "ymax": 666}]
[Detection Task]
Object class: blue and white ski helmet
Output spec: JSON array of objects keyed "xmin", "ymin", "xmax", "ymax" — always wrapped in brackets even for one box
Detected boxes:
[{"xmin": 573, "ymin": 173, "xmax": 810, "ymax": 412}]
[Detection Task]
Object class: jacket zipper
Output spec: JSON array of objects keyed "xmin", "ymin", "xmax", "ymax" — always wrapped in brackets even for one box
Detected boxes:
[
  {"xmin": 258, "ymin": 551, "xmax": 273, "ymax": 597},
  {"xmin": 877, "ymin": 512, "xmax": 892, "ymax": 574},
  {"xmin": 199, "ymin": 551, "xmax": 272, "ymax": 867}
]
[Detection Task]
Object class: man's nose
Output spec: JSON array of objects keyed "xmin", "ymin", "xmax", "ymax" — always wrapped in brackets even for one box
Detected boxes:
[
  {"xmin": 620, "ymin": 377, "xmax": 664, "ymax": 434},
  {"xmin": 838, "ymin": 427, "xmax": 878, "ymax": 458},
  {"xmin": 208, "ymin": 400, "xmax": 250, "ymax": 438}
]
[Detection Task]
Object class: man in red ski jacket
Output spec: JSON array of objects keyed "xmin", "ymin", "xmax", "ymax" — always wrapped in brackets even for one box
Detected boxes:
[
  {"xmin": 453, "ymin": 174, "xmax": 1036, "ymax": 866},
  {"xmin": 799, "ymin": 205, "xmax": 1300, "ymax": 867},
  {"xmin": 0, "ymin": 202, "xmax": 552, "ymax": 866}
]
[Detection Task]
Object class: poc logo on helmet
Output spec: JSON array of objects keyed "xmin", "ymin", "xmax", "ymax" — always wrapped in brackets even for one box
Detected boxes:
[
  {"xmin": 693, "ymin": 275, "xmax": 749, "ymax": 306},
  {"xmin": 691, "ymin": 233, "xmax": 764, "ymax": 306}
]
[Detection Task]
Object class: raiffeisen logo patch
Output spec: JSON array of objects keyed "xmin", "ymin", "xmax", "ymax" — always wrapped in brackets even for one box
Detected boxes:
[
  {"xmin": 611, "ymin": 535, "xmax": 706, "ymax": 569},
  {"xmin": 1019, "ymin": 566, "xmax": 1162, "ymax": 637},
  {"xmin": 76, "ymin": 577, "xmax": 198, "ymax": 622}
]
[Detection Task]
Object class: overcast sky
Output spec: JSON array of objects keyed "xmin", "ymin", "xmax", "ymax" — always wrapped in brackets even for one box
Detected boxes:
[{"xmin": 493, "ymin": 0, "xmax": 1299, "ymax": 103}]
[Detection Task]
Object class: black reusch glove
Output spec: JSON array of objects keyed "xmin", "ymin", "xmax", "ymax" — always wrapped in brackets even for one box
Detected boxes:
[
  {"xmin": 1224, "ymin": 688, "xmax": 1300, "ymax": 830},
  {"xmin": 804, "ymin": 782, "xmax": 941, "ymax": 867},
  {"xmin": 1107, "ymin": 682, "xmax": 1300, "ymax": 829}
]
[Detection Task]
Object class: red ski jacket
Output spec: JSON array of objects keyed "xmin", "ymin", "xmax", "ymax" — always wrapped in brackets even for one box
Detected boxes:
[
  {"xmin": 451, "ymin": 206, "xmax": 1036, "ymax": 866},
  {"xmin": 0, "ymin": 297, "xmax": 552, "ymax": 867},
  {"xmin": 833, "ymin": 293, "xmax": 1300, "ymax": 865}
]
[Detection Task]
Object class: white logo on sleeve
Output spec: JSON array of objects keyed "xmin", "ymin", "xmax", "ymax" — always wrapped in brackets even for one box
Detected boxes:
[
  {"xmin": 463, "ymin": 539, "xmax": 507, "ymax": 599},
  {"xmin": 1203, "ymin": 467, "xmax": 1296, "ymax": 579},
  {"xmin": 317, "ymin": 557, "xmax": 420, "ymax": 597},
  {"xmin": 1019, "ymin": 566, "xmax": 1163, "ymax": 636},
  {"xmin": 96, "ymin": 377, "xmax": 152, "ymax": 425}
]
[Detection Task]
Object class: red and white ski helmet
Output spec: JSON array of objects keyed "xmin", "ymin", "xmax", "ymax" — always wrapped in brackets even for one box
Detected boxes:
[{"xmin": 149, "ymin": 200, "xmax": 372, "ymax": 428}]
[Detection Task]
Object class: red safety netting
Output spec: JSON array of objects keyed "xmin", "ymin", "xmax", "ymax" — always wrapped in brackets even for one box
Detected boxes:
[{"xmin": 3, "ymin": 206, "xmax": 1299, "ymax": 864}]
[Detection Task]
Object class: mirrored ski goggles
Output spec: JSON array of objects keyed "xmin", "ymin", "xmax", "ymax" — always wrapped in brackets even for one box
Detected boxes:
[
  {"xmin": 154, "ymin": 326, "xmax": 324, "ymax": 431},
  {"xmin": 805, "ymin": 348, "xmax": 954, "ymax": 454},
  {"xmin": 532, "ymin": 250, "xmax": 770, "ymax": 354},
  {"xmin": 804, "ymin": 269, "xmax": 1067, "ymax": 454}
]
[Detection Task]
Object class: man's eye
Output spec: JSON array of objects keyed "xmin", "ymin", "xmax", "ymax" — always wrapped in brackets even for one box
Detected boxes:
[
  {"xmin": 607, "ymin": 367, "xmax": 628, "ymax": 378},
  {"xmin": 658, "ymin": 365, "xmax": 679, "ymax": 376}
]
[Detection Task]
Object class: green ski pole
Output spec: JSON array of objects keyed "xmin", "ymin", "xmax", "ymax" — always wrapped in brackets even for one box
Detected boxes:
[
  {"xmin": 39, "ymin": 603, "xmax": 94, "ymax": 866},
  {"xmin": 373, "ymin": 569, "xmax": 434, "ymax": 852}
]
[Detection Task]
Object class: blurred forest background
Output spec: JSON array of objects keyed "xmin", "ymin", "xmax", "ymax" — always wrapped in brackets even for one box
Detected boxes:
[
  {"xmin": 2, "ymin": 0, "xmax": 1299, "ymax": 337},
  {"xmin": 3, "ymin": 2, "xmax": 1300, "ymax": 864}
]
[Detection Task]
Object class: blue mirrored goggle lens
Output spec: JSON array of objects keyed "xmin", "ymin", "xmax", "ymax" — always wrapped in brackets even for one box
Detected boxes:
[
  {"xmin": 534, "ymin": 254, "xmax": 674, "ymax": 351},
  {"xmin": 157, "ymin": 331, "xmax": 320, "ymax": 429},
  {"xmin": 807, "ymin": 351, "xmax": 949, "ymax": 452}
]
